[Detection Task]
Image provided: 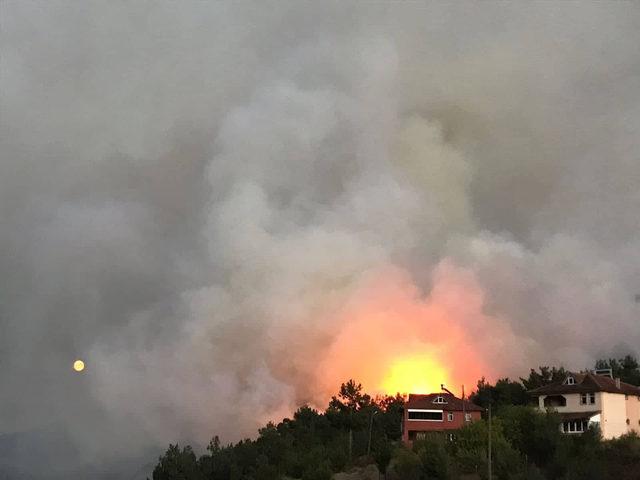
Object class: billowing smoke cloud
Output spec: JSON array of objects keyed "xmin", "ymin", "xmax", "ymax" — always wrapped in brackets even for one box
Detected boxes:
[{"xmin": 2, "ymin": 2, "xmax": 640, "ymax": 478}]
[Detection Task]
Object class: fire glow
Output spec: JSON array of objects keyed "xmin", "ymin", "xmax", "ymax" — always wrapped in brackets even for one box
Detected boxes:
[
  {"xmin": 317, "ymin": 263, "xmax": 501, "ymax": 399},
  {"xmin": 381, "ymin": 354, "xmax": 450, "ymax": 395}
]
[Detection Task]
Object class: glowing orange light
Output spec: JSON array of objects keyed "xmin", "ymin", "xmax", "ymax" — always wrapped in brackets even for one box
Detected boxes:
[
  {"xmin": 381, "ymin": 354, "xmax": 450, "ymax": 395},
  {"xmin": 314, "ymin": 264, "xmax": 503, "ymax": 404}
]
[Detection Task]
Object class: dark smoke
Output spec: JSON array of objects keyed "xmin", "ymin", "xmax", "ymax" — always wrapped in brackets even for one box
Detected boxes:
[{"xmin": 1, "ymin": 2, "xmax": 640, "ymax": 478}]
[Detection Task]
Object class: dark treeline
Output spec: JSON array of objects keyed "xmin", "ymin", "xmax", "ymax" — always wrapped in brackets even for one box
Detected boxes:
[
  {"xmin": 152, "ymin": 356, "xmax": 640, "ymax": 480},
  {"xmin": 153, "ymin": 380, "xmax": 403, "ymax": 480},
  {"xmin": 470, "ymin": 355, "xmax": 640, "ymax": 414}
]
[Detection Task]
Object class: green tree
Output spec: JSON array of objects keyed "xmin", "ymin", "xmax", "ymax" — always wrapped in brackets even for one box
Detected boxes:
[
  {"xmin": 414, "ymin": 436, "xmax": 450, "ymax": 479},
  {"xmin": 152, "ymin": 444, "xmax": 202, "ymax": 480},
  {"xmin": 200, "ymin": 436, "xmax": 237, "ymax": 480},
  {"xmin": 550, "ymin": 427, "xmax": 603, "ymax": 480},
  {"xmin": 392, "ymin": 447, "xmax": 422, "ymax": 480},
  {"xmin": 372, "ymin": 438, "xmax": 393, "ymax": 479},
  {"xmin": 327, "ymin": 379, "xmax": 375, "ymax": 460},
  {"xmin": 471, "ymin": 377, "xmax": 529, "ymax": 413},
  {"xmin": 155, "ymin": 373, "xmax": 640, "ymax": 480},
  {"xmin": 450, "ymin": 418, "xmax": 523, "ymax": 480},
  {"xmin": 374, "ymin": 393, "xmax": 405, "ymax": 441},
  {"xmin": 595, "ymin": 355, "xmax": 640, "ymax": 386},
  {"xmin": 499, "ymin": 405, "xmax": 561, "ymax": 467},
  {"xmin": 450, "ymin": 420, "xmax": 489, "ymax": 476},
  {"xmin": 329, "ymin": 379, "xmax": 372, "ymax": 413},
  {"xmin": 520, "ymin": 366, "xmax": 568, "ymax": 391},
  {"xmin": 601, "ymin": 432, "xmax": 640, "ymax": 480},
  {"xmin": 301, "ymin": 460, "xmax": 332, "ymax": 480},
  {"xmin": 256, "ymin": 422, "xmax": 289, "ymax": 469},
  {"xmin": 254, "ymin": 453, "xmax": 279, "ymax": 480}
]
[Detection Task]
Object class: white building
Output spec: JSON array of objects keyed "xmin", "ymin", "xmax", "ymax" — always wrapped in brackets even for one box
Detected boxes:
[{"xmin": 529, "ymin": 371, "xmax": 640, "ymax": 439}]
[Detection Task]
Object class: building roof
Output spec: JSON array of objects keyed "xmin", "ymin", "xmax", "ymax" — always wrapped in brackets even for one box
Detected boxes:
[
  {"xmin": 557, "ymin": 411, "xmax": 600, "ymax": 421},
  {"xmin": 528, "ymin": 372, "xmax": 640, "ymax": 396},
  {"xmin": 406, "ymin": 393, "xmax": 484, "ymax": 412}
]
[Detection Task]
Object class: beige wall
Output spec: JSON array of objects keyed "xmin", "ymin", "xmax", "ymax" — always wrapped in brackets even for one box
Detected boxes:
[
  {"xmin": 538, "ymin": 392, "xmax": 601, "ymax": 413},
  {"xmin": 601, "ymin": 392, "xmax": 628, "ymax": 439},
  {"xmin": 625, "ymin": 395, "xmax": 640, "ymax": 435},
  {"xmin": 537, "ymin": 392, "xmax": 640, "ymax": 439}
]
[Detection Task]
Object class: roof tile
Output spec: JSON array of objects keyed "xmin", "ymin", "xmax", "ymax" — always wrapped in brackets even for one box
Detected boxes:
[
  {"xmin": 406, "ymin": 393, "xmax": 484, "ymax": 412},
  {"xmin": 529, "ymin": 372, "xmax": 640, "ymax": 396}
]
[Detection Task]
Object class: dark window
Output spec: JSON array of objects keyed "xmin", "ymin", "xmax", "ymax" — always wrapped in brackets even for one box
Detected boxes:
[
  {"xmin": 544, "ymin": 395, "xmax": 567, "ymax": 407},
  {"xmin": 408, "ymin": 410, "xmax": 443, "ymax": 421},
  {"xmin": 408, "ymin": 431, "xmax": 427, "ymax": 441},
  {"xmin": 580, "ymin": 394, "xmax": 587, "ymax": 405},
  {"xmin": 589, "ymin": 393, "xmax": 595, "ymax": 404}
]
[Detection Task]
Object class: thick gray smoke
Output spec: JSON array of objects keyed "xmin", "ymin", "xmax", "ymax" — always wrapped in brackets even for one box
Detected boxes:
[{"xmin": 2, "ymin": 2, "xmax": 640, "ymax": 478}]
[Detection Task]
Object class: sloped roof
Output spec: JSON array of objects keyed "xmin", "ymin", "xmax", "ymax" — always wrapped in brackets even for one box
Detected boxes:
[
  {"xmin": 406, "ymin": 393, "xmax": 484, "ymax": 412},
  {"xmin": 529, "ymin": 372, "xmax": 640, "ymax": 396},
  {"xmin": 558, "ymin": 411, "xmax": 600, "ymax": 421}
]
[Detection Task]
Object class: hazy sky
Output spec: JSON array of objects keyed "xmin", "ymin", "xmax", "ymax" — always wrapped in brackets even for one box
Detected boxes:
[{"xmin": 2, "ymin": 2, "xmax": 640, "ymax": 478}]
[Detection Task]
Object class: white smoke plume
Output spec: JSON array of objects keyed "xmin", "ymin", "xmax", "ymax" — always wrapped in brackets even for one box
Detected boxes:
[{"xmin": 2, "ymin": 2, "xmax": 640, "ymax": 478}]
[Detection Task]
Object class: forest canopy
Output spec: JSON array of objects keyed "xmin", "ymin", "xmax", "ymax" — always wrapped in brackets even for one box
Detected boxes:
[{"xmin": 151, "ymin": 356, "xmax": 640, "ymax": 480}]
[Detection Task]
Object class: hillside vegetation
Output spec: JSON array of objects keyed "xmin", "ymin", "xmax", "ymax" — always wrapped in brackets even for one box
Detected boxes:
[{"xmin": 152, "ymin": 356, "xmax": 640, "ymax": 480}]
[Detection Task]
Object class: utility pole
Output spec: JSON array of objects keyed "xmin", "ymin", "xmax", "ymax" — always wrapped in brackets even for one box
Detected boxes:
[
  {"xmin": 349, "ymin": 424, "xmax": 353, "ymax": 462},
  {"xmin": 488, "ymin": 404, "xmax": 492, "ymax": 480},
  {"xmin": 348, "ymin": 405, "xmax": 354, "ymax": 462},
  {"xmin": 462, "ymin": 384, "xmax": 466, "ymax": 424},
  {"xmin": 367, "ymin": 410, "xmax": 378, "ymax": 456}
]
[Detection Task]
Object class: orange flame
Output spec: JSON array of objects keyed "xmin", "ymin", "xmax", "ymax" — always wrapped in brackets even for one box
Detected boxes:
[
  {"xmin": 381, "ymin": 353, "xmax": 450, "ymax": 395},
  {"xmin": 317, "ymin": 263, "xmax": 497, "ymax": 400}
]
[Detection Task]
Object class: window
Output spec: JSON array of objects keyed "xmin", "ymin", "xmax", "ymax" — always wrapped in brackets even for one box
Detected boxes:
[
  {"xmin": 565, "ymin": 377, "xmax": 575, "ymax": 385},
  {"xmin": 580, "ymin": 393, "xmax": 596, "ymax": 405},
  {"xmin": 447, "ymin": 413, "xmax": 454, "ymax": 422},
  {"xmin": 408, "ymin": 410, "xmax": 443, "ymax": 421},
  {"xmin": 543, "ymin": 395, "xmax": 567, "ymax": 407},
  {"xmin": 562, "ymin": 421, "xmax": 586, "ymax": 433},
  {"xmin": 433, "ymin": 396, "xmax": 447, "ymax": 404},
  {"xmin": 465, "ymin": 413, "xmax": 472, "ymax": 422}
]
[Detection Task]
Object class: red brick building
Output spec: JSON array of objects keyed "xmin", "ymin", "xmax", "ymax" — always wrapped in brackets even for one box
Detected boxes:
[{"xmin": 402, "ymin": 391, "xmax": 484, "ymax": 443}]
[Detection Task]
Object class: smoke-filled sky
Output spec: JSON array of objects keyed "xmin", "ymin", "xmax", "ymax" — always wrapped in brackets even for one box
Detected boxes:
[{"xmin": 2, "ymin": 2, "xmax": 640, "ymax": 478}]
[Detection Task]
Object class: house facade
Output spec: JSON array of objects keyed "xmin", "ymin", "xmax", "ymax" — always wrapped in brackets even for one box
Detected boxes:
[
  {"xmin": 529, "ymin": 372, "xmax": 640, "ymax": 439},
  {"xmin": 402, "ymin": 391, "xmax": 483, "ymax": 443}
]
